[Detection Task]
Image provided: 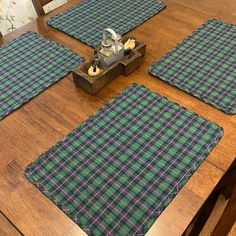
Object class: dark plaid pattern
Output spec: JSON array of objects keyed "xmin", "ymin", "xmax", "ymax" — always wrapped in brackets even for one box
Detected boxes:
[
  {"xmin": 25, "ymin": 83, "xmax": 223, "ymax": 235},
  {"xmin": 0, "ymin": 31, "xmax": 84, "ymax": 120},
  {"xmin": 48, "ymin": 0, "xmax": 166, "ymax": 48},
  {"xmin": 149, "ymin": 19, "xmax": 236, "ymax": 114}
]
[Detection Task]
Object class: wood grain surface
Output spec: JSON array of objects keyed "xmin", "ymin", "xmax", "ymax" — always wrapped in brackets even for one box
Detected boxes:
[
  {"xmin": 0, "ymin": 211, "xmax": 22, "ymax": 236},
  {"xmin": 0, "ymin": 0, "xmax": 235, "ymax": 235}
]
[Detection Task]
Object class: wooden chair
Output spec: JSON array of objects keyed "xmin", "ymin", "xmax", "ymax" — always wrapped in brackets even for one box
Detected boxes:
[
  {"xmin": 0, "ymin": 31, "xmax": 6, "ymax": 44},
  {"xmin": 184, "ymin": 158, "xmax": 236, "ymax": 236},
  {"xmin": 31, "ymin": 0, "xmax": 54, "ymax": 16}
]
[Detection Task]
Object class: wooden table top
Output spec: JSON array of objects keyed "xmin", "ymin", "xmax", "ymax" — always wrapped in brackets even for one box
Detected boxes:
[{"xmin": 0, "ymin": 0, "xmax": 235, "ymax": 235}]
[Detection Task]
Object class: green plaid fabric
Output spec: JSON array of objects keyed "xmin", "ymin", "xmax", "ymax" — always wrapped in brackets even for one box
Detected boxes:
[
  {"xmin": 48, "ymin": 0, "xmax": 166, "ymax": 48},
  {"xmin": 0, "ymin": 31, "xmax": 84, "ymax": 120},
  {"xmin": 149, "ymin": 19, "xmax": 236, "ymax": 114},
  {"xmin": 25, "ymin": 83, "xmax": 223, "ymax": 235}
]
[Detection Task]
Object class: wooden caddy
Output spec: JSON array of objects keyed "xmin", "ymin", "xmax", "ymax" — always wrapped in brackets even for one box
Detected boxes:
[{"xmin": 72, "ymin": 36, "xmax": 146, "ymax": 94}]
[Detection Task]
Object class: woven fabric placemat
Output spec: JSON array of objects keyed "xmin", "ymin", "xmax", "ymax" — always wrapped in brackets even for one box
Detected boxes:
[
  {"xmin": 149, "ymin": 19, "xmax": 236, "ymax": 114},
  {"xmin": 25, "ymin": 83, "xmax": 223, "ymax": 235},
  {"xmin": 0, "ymin": 31, "xmax": 84, "ymax": 120},
  {"xmin": 48, "ymin": 0, "xmax": 166, "ymax": 48}
]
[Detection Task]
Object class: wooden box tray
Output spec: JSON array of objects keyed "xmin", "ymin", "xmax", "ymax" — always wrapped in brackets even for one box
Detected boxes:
[{"xmin": 72, "ymin": 36, "xmax": 146, "ymax": 94}]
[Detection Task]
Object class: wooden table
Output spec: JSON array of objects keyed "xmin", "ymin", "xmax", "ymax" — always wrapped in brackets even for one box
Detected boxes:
[{"xmin": 0, "ymin": 0, "xmax": 235, "ymax": 235}]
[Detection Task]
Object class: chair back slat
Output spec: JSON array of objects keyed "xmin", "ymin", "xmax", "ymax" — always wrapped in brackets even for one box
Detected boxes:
[
  {"xmin": 31, "ymin": 0, "xmax": 54, "ymax": 16},
  {"xmin": 41, "ymin": 0, "xmax": 52, "ymax": 4}
]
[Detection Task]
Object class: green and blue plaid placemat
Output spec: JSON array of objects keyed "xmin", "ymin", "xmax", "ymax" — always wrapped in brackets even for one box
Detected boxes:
[
  {"xmin": 0, "ymin": 31, "xmax": 84, "ymax": 120},
  {"xmin": 25, "ymin": 83, "xmax": 223, "ymax": 235},
  {"xmin": 48, "ymin": 0, "xmax": 166, "ymax": 48},
  {"xmin": 149, "ymin": 19, "xmax": 236, "ymax": 114}
]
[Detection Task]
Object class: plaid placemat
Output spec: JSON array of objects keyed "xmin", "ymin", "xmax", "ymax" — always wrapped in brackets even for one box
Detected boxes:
[
  {"xmin": 25, "ymin": 83, "xmax": 223, "ymax": 235},
  {"xmin": 149, "ymin": 19, "xmax": 236, "ymax": 114},
  {"xmin": 0, "ymin": 31, "xmax": 84, "ymax": 120},
  {"xmin": 48, "ymin": 0, "xmax": 166, "ymax": 48}
]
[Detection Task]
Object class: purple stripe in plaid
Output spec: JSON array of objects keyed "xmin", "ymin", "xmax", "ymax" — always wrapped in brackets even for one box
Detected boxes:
[
  {"xmin": 149, "ymin": 19, "xmax": 236, "ymax": 114},
  {"xmin": 0, "ymin": 31, "xmax": 84, "ymax": 120},
  {"xmin": 25, "ymin": 83, "xmax": 223, "ymax": 235}
]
